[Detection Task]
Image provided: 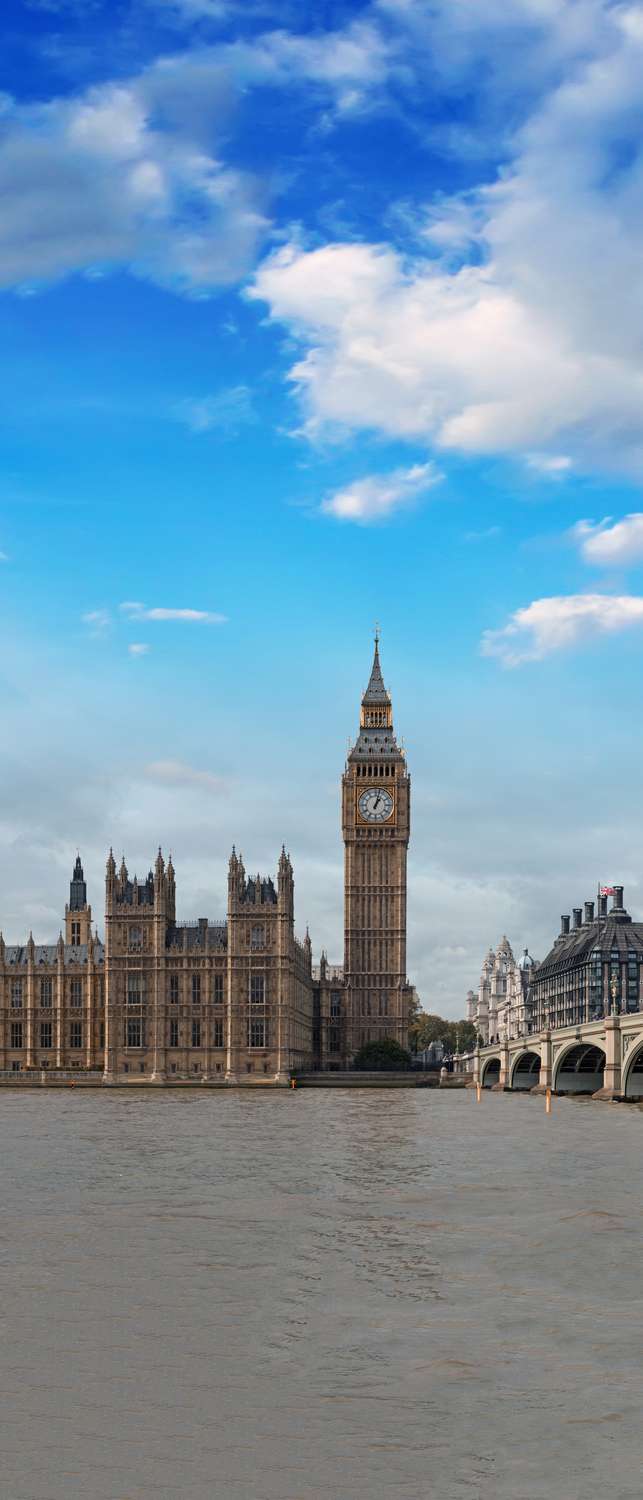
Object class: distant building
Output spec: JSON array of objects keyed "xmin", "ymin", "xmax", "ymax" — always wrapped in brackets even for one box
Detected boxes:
[
  {"xmin": 466, "ymin": 936, "xmax": 536, "ymax": 1044},
  {"xmin": 530, "ymin": 886, "xmax": 643, "ymax": 1030}
]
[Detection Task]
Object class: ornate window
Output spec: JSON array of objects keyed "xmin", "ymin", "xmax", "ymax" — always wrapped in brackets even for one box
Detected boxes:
[
  {"xmin": 127, "ymin": 973, "xmax": 144, "ymax": 1006},
  {"xmin": 40, "ymin": 1021, "xmax": 52, "ymax": 1049},
  {"xmin": 69, "ymin": 1021, "xmax": 83, "ymax": 1049},
  {"xmin": 169, "ymin": 1018, "xmax": 179, "ymax": 1047},
  {"xmin": 251, "ymin": 925, "xmax": 265, "ymax": 951},
  {"xmin": 191, "ymin": 1019, "xmax": 201, "ymax": 1048},
  {"xmin": 126, "ymin": 1017, "xmax": 142, "ymax": 1048},
  {"xmin": 250, "ymin": 974, "xmax": 265, "ymax": 1006},
  {"xmin": 248, "ymin": 1018, "xmax": 266, "ymax": 1048},
  {"xmin": 128, "ymin": 927, "xmax": 143, "ymax": 952},
  {"xmin": 330, "ymin": 990, "xmax": 341, "ymax": 1019},
  {"xmin": 10, "ymin": 1021, "xmax": 23, "ymax": 1048},
  {"xmin": 40, "ymin": 978, "xmax": 52, "ymax": 1008},
  {"xmin": 213, "ymin": 1018, "xmax": 224, "ymax": 1048},
  {"xmin": 192, "ymin": 974, "xmax": 201, "ymax": 1005},
  {"xmin": 70, "ymin": 978, "xmax": 83, "ymax": 1008},
  {"xmin": 71, "ymin": 921, "xmax": 81, "ymax": 947},
  {"xmin": 11, "ymin": 980, "xmax": 23, "ymax": 1009},
  {"xmin": 169, "ymin": 974, "xmax": 179, "ymax": 1004},
  {"xmin": 212, "ymin": 972, "xmax": 224, "ymax": 1004}
]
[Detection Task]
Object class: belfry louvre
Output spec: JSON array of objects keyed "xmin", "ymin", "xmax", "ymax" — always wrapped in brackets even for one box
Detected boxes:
[{"xmin": 0, "ymin": 641, "xmax": 414, "ymax": 1084}]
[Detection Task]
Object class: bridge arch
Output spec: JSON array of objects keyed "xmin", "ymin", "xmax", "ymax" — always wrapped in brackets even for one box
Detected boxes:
[
  {"xmin": 510, "ymin": 1050, "xmax": 541, "ymax": 1091},
  {"xmin": 481, "ymin": 1055, "xmax": 501, "ymax": 1088},
  {"xmin": 553, "ymin": 1041, "xmax": 605, "ymax": 1094},
  {"xmin": 622, "ymin": 1040, "xmax": 643, "ymax": 1099}
]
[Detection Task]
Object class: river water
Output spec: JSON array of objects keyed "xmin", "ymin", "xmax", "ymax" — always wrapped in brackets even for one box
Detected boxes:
[{"xmin": 1, "ymin": 1087, "xmax": 642, "ymax": 1500}]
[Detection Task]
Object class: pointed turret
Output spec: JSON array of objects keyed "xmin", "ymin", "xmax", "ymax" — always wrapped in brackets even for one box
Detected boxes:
[
  {"xmin": 362, "ymin": 633, "xmax": 390, "ymax": 708},
  {"xmin": 69, "ymin": 854, "xmax": 87, "ymax": 912},
  {"xmin": 106, "ymin": 848, "xmax": 116, "ymax": 878},
  {"xmin": 119, "ymin": 856, "xmax": 128, "ymax": 884},
  {"xmin": 155, "ymin": 847, "xmax": 164, "ymax": 879}
]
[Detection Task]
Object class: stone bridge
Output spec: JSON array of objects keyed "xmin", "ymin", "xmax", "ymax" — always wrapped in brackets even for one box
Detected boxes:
[{"xmin": 472, "ymin": 1014, "xmax": 643, "ymax": 1100}]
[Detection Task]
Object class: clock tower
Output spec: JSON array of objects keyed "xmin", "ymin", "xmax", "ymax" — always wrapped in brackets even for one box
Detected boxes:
[{"xmin": 342, "ymin": 636, "xmax": 411, "ymax": 1060}]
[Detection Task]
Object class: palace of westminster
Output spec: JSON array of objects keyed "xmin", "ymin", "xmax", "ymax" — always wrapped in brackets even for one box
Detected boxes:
[{"xmin": 0, "ymin": 641, "xmax": 414, "ymax": 1083}]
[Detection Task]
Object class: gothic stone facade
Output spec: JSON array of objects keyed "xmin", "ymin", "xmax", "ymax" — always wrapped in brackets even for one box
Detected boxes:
[
  {"xmin": 313, "ymin": 638, "xmax": 413, "ymax": 1067},
  {"xmin": 0, "ymin": 850, "xmax": 313, "ymax": 1082},
  {"xmin": 1, "ymin": 642, "xmax": 413, "ymax": 1082}
]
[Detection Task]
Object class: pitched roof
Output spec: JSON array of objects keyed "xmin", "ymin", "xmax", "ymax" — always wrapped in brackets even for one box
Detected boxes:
[{"xmin": 362, "ymin": 638, "xmax": 390, "ymax": 706}]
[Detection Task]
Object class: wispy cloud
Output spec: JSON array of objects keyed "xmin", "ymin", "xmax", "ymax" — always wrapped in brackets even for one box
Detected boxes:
[
  {"xmin": 144, "ymin": 759, "xmax": 227, "ymax": 791},
  {"xmin": 120, "ymin": 602, "xmax": 227, "ymax": 623},
  {"xmin": 82, "ymin": 608, "xmax": 110, "ymax": 634},
  {"xmin": 321, "ymin": 462, "xmax": 442, "ymax": 523},
  {"xmin": 179, "ymin": 384, "xmax": 256, "ymax": 434},
  {"xmin": 573, "ymin": 514, "xmax": 643, "ymax": 568},
  {"xmin": 481, "ymin": 594, "xmax": 643, "ymax": 668},
  {"xmin": 128, "ymin": 642, "xmax": 150, "ymax": 657},
  {"xmin": 0, "ymin": 549, "xmax": 8, "ymax": 562},
  {"xmin": 526, "ymin": 454, "xmax": 572, "ymax": 479}
]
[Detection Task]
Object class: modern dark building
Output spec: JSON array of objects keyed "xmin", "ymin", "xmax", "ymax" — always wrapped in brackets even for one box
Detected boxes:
[{"xmin": 528, "ymin": 886, "xmax": 643, "ymax": 1032}]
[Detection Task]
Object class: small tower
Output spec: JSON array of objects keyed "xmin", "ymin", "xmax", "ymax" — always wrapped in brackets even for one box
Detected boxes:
[{"xmin": 65, "ymin": 854, "xmax": 92, "ymax": 947}]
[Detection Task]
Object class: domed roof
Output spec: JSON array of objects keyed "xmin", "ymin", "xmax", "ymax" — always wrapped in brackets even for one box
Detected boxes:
[{"xmin": 518, "ymin": 947, "xmax": 535, "ymax": 970}]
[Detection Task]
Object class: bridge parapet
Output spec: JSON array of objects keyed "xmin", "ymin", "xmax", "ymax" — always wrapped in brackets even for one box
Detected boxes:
[{"xmin": 471, "ymin": 1014, "xmax": 643, "ymax": 1099}]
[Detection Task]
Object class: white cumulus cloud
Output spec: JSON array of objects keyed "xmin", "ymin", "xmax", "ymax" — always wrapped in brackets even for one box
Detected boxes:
[
  {"xmin": 481, "ymin": 593, "xmax": 643, "ymax": 667},
  {"xmin": 128, "ymin": 642, "xmax": 151, "ymax": 657},
  {"xmin": 321, "ymin": 461, "xmax": 442, "ymax": 522},
  {"xmin": 249, "ymin": 5, "xmax": 643, "ymax": 472},
  {"xmin": 144, "ymin": 759, "xmax": 227, "ymax": 791},
  {"xmin": 120, "ymin": 602, "xmax": 226, "ymax": 623},
  {"xmin": 573, "ymin": 514, "xmax": 643, "ymax": 567}
]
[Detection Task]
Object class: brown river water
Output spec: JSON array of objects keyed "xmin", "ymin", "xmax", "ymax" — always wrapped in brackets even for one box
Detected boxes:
[{"xmin": 1, "ymin": 1087, "xmax": 642, "ymax": 1500}]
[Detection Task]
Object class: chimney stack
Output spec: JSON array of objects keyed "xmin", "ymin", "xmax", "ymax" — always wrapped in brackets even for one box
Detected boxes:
[
  {"xmin": 599, "ymin": 894, "xmax": 608, "ymax": 917},
  {"xmin": 584, "ymin": 901, "xmax": 595, "ymax": 924},
  {"xmin": 612, "ymin": 886, "xmax": 624, "ymax": 911},
  {"xmin": 561, "ymin": 915, "xmax": 570, "ymax": 935},
  {"xmin": 573, "ymin": 908, "xmax": 582, "ymax": 930}
]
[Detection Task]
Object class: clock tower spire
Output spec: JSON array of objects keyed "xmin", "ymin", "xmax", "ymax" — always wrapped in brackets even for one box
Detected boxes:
[{"xmin": 342, "ymin": 635, "xmax": 411, "ymax": 1061}]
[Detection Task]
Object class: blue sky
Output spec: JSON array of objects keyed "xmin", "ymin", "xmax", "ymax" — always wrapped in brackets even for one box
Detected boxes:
[{"xmin": 3, "ymin": 0, "xmax": 643, "ymax": 1011}]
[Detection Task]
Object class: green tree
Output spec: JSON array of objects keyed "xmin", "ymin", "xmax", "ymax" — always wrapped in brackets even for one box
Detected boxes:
[
  {"xmin": 353, "ymin": 1037, "xmax": 412, "ymax": 1071},
  {"xmin": 414, "ymin": 1014, "xmax": 480, "ymax": 1054}
]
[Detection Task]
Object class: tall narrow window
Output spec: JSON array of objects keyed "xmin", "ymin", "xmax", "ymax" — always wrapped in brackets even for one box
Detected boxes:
[
  {"xmin": 11, "ymin": 980, "xmax": 23, "ymax": 1009},
  {"xmin": 69, "ymin": 1021, "xmax": 83, "ymax": 1049},
  {"xmin": 251, "ymin": 925, "xmax": 265, "ymax": 951},
  {"xmin": 191, "ymin": 1019, "xmax": 201, "ymax": 1048},
  {"xmin": 126, "ymin": 1017, "xmax": 142, "ymax": 1048},
  {"xmin": 250, "ymin": 974, "xmax": 265, "ymax": 1006},
  {"xmin": 192, "ymin": 974, "xmax": 201, "ymax": 1005},
  {"xmin": 330, "ymin": 990, "xmax": 341, "ymax": 1020},
  {"xmin": 169, "ymin": 1018, "xmax": 179, "ymax": 1047},
  {"xmin": 10, "ymin": 1021, "xmax": 23, "ymax": 1049},
  {"xmin": 70, "ymin": 978, "xmax": 83, "ymax": 1009},
  {"xmin": 40, "ymin": 1021, "xmax": 53, "ymax": 1049},
  {"xmin": 128, "ymin": 926, "xmax": 143, "ymax": 952},
  {"xmin": 213, "ymin": 1018, "xmax": 224, "ymax": 1048},
  {"xmin": 213, "ymin": 973, "xmax": 224, "ymax": 1004},
  {"xmin": 71, "ymin": 921, "xmax": 81, "ymax": 947},
  {"xmin": 40, "ymin": 978, "xmax": 52, "ymax": 1008},
  {"xmin": 248, "ymin": 1018, "xmax": 266, "ymax": 1048},
  {"xmin": 169, "ymin": 973, "xmax": 179, "ymax": 1004},
  {"xmin": 127, "ymin": 973, "xmax": 144, "ymax": 1007}
]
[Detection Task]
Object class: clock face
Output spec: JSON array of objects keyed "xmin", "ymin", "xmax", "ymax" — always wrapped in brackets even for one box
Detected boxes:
[{"xmin": 358, "ymin": 787, "xmax": 394, "ymax": 823}]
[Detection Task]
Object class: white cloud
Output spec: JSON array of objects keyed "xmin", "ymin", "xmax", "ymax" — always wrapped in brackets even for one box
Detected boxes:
[
  {"xmin": 481, "ymin": 593, "xmax": 643, "ymax": 667},
  {"xmin": 0, "ymin": 63, "xmax": 268, "ymax": 295},
  {"xmin": 82, "ymin": 609, "xmax": 110, "ymax": 634},
  {"xmin": 144, "ymin": 759, "xmax": 227, "ymax": 791},
  {"xmin": 526, "ymin": 453, "xmax": 572, "ymax": 477},
  {"xmin": 128, "ymin": 642, "xmax": 151, "ymax": 657},
  {"xmin": 321, "ymin": 461, "xmax": 442, "ymax": 523},
  {"xmin": 574, "ymin": 513, "xmax": 643, "ymax": 567},
  {"xmin": 0, "ymin": 550, "xmax": 8, "ymax": 562},
  {"xmin": 179, "ymin": 384, "xmax": 255, "ymax": 433},
  {"xmin": 120, "ymin": 602, "xmax": 226, "ymax": 623},
  {"xmin": 249, "ymin": 6, "xmax": 643, "ymax": 472}
]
